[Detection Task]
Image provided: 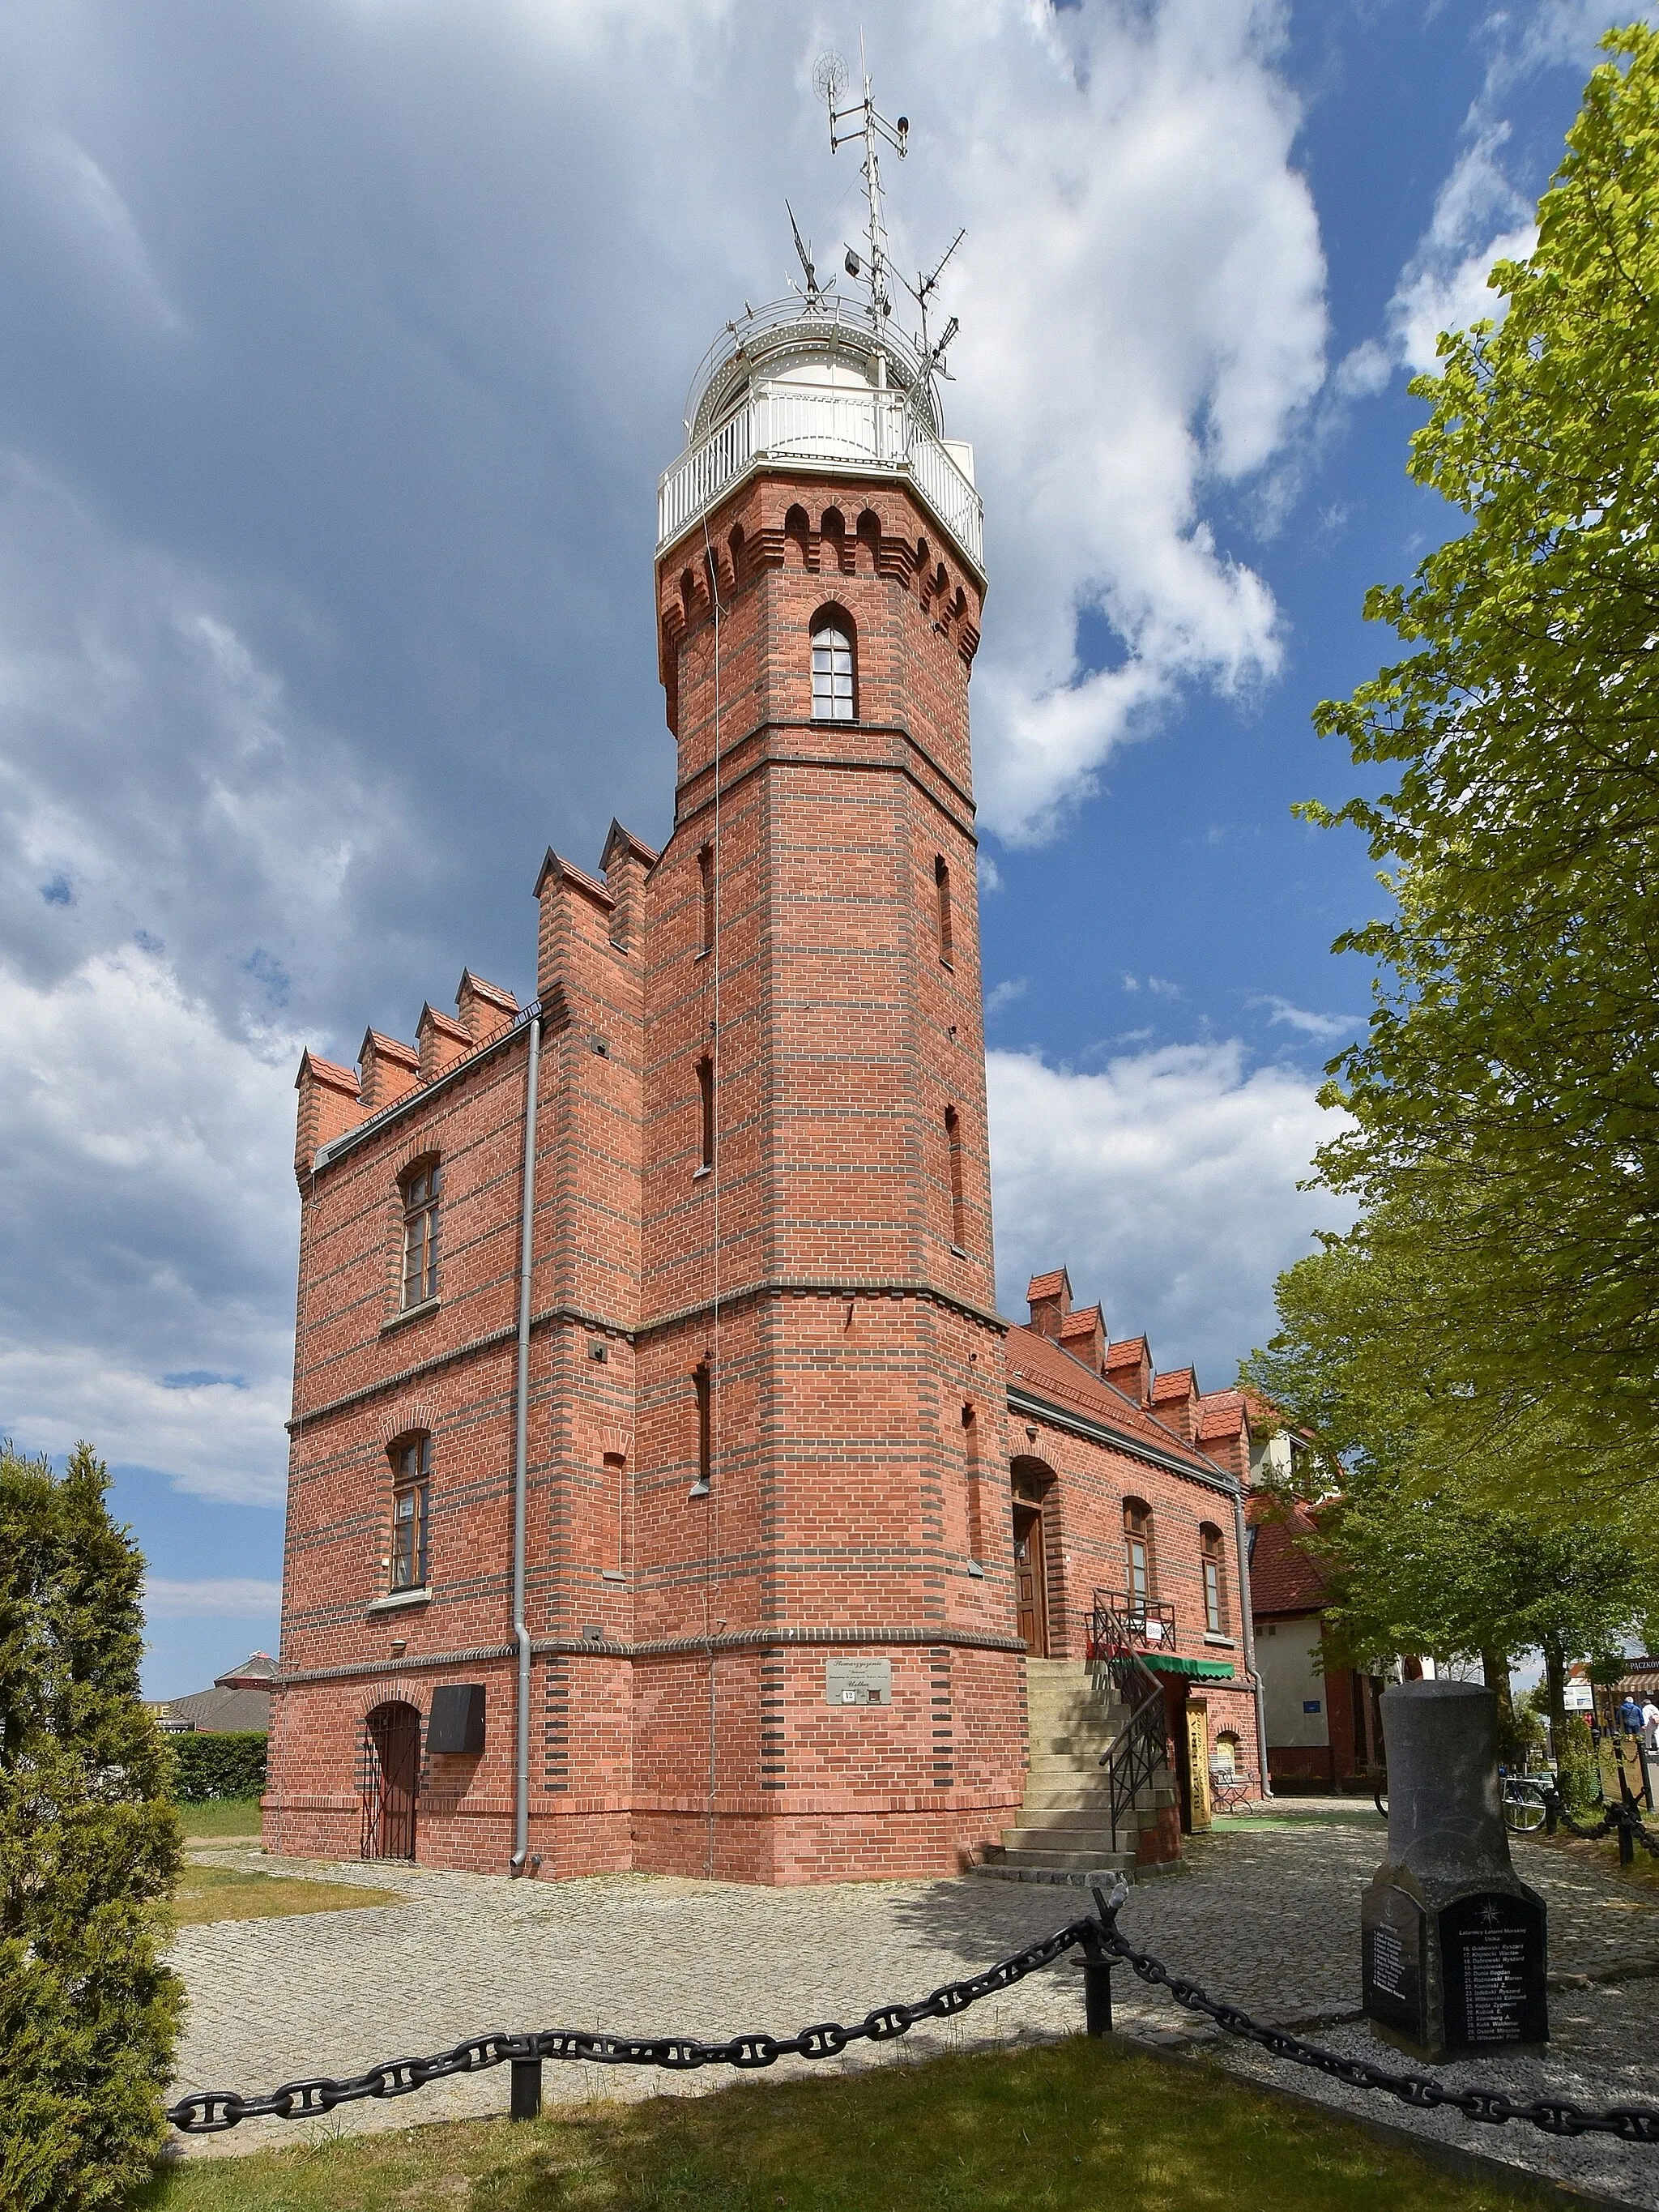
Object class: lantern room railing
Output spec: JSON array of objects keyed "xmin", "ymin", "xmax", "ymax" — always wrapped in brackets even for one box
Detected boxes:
[{"xmin": 658, "ymin": 382, "xmax": 983, "ymax": 573}]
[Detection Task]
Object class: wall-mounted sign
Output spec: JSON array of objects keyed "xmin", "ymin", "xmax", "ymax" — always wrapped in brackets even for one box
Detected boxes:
[
  {"xmin": 1303, "ymin": 1699, "xmax": 1322, "ymax": 1714},
  {"xmin": 825, "ymin": 1657, "xmax": 891, "ymax": 1707}
]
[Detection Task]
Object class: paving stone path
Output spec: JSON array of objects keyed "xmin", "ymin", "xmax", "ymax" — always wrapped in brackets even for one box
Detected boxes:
[{"xmin": 168, "ymin": 1821, "xmax": 1659, "ymax": 2204}]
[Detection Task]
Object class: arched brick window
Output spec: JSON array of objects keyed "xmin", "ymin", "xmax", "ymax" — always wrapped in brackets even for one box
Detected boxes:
[
  {"xmin": 1201, "ymin": 1522, "xmax": 1229, "ymax": 1635},
  {"xmin": 810, "ymin": 609, "xmax": 855, "ymax": 721},
  {"xmin": 399, "ymin": 1158, "xmax": 441, "ymax": 1309},
  {"xmin": 388, "ymin": 1434, "xmax": 431, "ymax": 1592},
  {"xmin": 1123, "ymin": 1497, "xmax": 1156, "ymax": 1608}
]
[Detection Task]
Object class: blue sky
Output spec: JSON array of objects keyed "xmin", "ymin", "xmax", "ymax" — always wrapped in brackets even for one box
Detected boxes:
[{"xmin": 0, "ymin": 0, "xmax": 1628, "ymax": 1696}]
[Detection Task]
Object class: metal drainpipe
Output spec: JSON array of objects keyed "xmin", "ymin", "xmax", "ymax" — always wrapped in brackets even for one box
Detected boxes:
[
  {"xmin": 509, "ymin": 1012, "xmax": 542, "ymax": 1874},
  {"xmin": 1231, "ymin": 1483, "xmax": 1271, "ymax": 1798}
]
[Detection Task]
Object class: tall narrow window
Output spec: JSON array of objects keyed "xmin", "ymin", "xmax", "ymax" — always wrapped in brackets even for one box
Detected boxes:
[
  {"xmin": 691, "ymin": 1362, "xmax": 712, "ymax": 1496},
  {"xmin": 697, "ymin": 1056, "xmax": 714, "ymax": 1172},
  {"xmin": 1201, "ymin": 1522, "xmax": 1228, "ymax": 1635},
  {"xmin": 945, "ymin": 1105, "xmax": 966, "ymax": 1250},
  {"xmin": 401, "ymin": 1159, "xmax": 441, "ymax": 1309},
  {"xmin": 935, "ymin": 855, "xmax": 953, "ymax": 966},
  {"xmin": 1124, "ymin": 1497, "xmax": 1155, "ymax": 1611},
  {"xmin": 390, "ymin": 1437, "xmax": 431, "ymax": 1591},
  {"xmin": 698, "ymin": 843, "xmax": 714, "ymax": 955},
  {"xmin": 810, "ymin": 620, "xmax": 855, "ymax": 720}
]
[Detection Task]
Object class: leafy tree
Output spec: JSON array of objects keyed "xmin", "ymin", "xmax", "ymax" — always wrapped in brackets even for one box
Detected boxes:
[
  {"xmin": 0, "ymin": 1444, "xmax": 183, "ymax": 2210},
  {"xmin": 1243, "ymin": 1222, "xmax": 1642, "ymax": 1750},
  {"xmin": 1303, "ymin": 27, "xmax": 1659, "ymax": 1529}
]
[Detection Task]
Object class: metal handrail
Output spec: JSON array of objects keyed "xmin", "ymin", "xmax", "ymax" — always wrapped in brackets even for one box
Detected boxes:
[
  {"xmin": 1113, "ymin": 1594, "xmax": 1177, "ymax": 1651},
  {"xmin": 1091, "ymin": 1591, "xmax": 1172, "ymax": 1852}
]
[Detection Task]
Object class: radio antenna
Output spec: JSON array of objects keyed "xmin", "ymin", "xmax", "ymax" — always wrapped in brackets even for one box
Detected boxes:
[{"xmin": 817, "ymin": 47, "xmax": 906, "ymax": 346}]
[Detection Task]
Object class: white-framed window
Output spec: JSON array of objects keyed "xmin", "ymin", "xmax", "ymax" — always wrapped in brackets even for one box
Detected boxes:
[{"xmin": 811, "ymin": 622, "xmax": 855, "ymax": 720}]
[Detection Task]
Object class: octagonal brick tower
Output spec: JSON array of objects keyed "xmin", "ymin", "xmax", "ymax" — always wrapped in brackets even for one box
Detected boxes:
[{"xmin": 629, "ymin": 288, "xmax": 1026, "ymax": 1881}]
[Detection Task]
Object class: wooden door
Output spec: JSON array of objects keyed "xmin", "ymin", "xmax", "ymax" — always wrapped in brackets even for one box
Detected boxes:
[
  {"xmin": 362, "ymin": 1702, "xmax": 420, "ymax": 1860},
  {"xmin": 1013, "ymin": 1501, "xmax": 1049, "ymax": 1657}
]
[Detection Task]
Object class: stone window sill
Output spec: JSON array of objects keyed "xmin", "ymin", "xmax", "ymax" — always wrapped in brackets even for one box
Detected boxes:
[
  {"xmin": 949, "ymin": 1245, "xmax": 968, "ymax": 1259},
  {"xmin": 369, "ymin": 1587, "xmax": 432, "ymax": 1615},
  {"xmin": 1204, "ymin": 1633, "xmax": 1236, "ymax": 1647},
  {"xmin": 966, "ymin": 1560, "xmax": 985, "ymax": 1579},
  {"xmin": 601, "ymin": 1569, "xmax": 626, "ymax": 1584},
  {"xmin": 382, "ymin": 1298, "xmax": 440, "ymax": 1336}
]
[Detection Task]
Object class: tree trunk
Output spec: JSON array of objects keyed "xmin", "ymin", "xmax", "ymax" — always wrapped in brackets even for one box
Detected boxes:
[
  {"xmin": 1482, "ymin": 1648, "xmax": 1515, "ymax": 1757},
  {"xmin": 1542, "ymin": 1633, "xmax": 1567, "ymax": 1759}
]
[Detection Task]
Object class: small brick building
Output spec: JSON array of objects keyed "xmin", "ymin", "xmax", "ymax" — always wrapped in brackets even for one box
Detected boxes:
[{"xmin": 265, "ymin": 282, "xmax": 1265, "ymax": 1883}]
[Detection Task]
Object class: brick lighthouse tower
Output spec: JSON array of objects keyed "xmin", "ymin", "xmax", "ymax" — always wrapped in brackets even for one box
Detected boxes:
[
  {"xmin": 267, "ymin": 67, "xmax": 1034, "ymax": 1885},
  {"xmin": 631, "ymin": 65, "xmax": 1022, "ymax": 1879}
]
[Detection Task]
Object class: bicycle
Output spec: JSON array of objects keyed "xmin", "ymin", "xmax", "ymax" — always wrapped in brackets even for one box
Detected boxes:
[{"xmin": 1501, "ymin": 1770, "xmax": 1547, "ymax": 1834}]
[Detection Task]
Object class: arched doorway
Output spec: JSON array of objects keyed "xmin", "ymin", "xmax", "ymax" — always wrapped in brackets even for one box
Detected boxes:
[
  {"xmin": 1010, "ymin": 1456, "xmax": 1055, "ymax": 1657},
  {"xmin": 360, "ymin": 1701, "xmax": 420, "ymax": 1860}
]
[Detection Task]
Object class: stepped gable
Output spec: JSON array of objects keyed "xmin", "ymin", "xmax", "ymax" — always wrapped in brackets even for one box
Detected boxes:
[
  {"xmin": 1005, "ymin": 1322, "xmax": 1230, "ymax": 1480},
  {"xmin": 1247, "ymin": 1494, "xmax": 1333, "ymax": 1616}
]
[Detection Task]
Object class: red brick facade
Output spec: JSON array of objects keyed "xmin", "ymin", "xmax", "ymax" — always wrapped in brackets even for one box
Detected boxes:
[{"xmin": 266, "ymin": 395, "xmax": 1264, "ymax": 1883}]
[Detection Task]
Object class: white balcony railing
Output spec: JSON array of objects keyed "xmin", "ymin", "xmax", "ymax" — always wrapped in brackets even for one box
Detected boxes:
[{"xmin": 658, "ymin": 383, "xmax": 983, "ymax": 572}]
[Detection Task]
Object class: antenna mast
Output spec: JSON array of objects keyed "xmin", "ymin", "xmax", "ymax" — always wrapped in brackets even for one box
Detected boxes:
[{"xmin": 817, "ymin": 50, "xmax": 907, "ymax": 348}]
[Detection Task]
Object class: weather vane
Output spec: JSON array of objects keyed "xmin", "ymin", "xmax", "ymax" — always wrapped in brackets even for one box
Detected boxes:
[{"xmin": 811, "ymin": 49, "xmax": 963, "ymax": 403}]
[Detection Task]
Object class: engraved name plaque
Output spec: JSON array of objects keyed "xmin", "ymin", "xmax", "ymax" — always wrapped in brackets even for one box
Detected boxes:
[
  {"xmin": 1439, "ymin": 1891, "xmax": 1548, "ymax": 2052},
  {"xmin": 1361, "ymin": 1885, "xmax": 1427, "ymax": 2047}
]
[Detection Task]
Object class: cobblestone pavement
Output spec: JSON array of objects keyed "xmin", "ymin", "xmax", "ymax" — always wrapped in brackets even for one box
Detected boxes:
[{"xmin": 168, "ymin": 1822, "xmax": 1659, "ymax": 2202}]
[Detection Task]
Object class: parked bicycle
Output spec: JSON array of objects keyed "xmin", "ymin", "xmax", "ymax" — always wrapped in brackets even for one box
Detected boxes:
[{"xmin": 1501, "ymin": 1770, "xmax": 1548, "ymax": 1834}]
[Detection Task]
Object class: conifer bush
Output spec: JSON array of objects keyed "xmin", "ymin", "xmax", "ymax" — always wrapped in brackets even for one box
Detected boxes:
[{"xmin": 0, "ymin": 1443, "xmax": 184, "ymax": 2210}]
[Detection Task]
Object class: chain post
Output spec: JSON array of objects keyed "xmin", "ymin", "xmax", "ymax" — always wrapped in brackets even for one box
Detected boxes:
[
  {"xmin": 1543, "ymin": 1785, "xmax": 1559, "ymax": 1836},
  {"xmin": 510, "ymin": 2056, "xmax": 543, "ymax": 2120},
  {"xmin": 1082, "ymin": 1954, "xmax": 1114, "ymax": 2036},
  {"xmin": 1620, "ymin": 1808, "xmax": 1637, "ymax": 1867}
]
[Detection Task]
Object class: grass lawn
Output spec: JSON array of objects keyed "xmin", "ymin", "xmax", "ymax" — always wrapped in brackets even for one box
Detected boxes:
[
  {"xmin": 1211, "ymin": 1808, "xmax": 1384, "ymax": 1834},
  {"xmin": 173, "ymin": 1864, "xmax": 402, "ymax": 1927},
  {"xmin": 139, "ymin": 2035, "xmax": 1547, "ymax": 2211},
  {"xmin": 177, "ymin": 1800, "xmax": 264, "ymax": 1839}
]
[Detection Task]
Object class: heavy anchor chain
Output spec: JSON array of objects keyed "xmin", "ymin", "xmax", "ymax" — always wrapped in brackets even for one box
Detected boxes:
[{"xmin": 165, "ymin": 1879, "xmax": 1659, "ymax": 2144}]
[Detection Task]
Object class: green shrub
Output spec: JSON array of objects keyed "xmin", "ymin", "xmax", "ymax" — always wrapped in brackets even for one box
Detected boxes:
[
  {"xmin": 1555, "ymin": 1713, "xmax": 1599, "ymax": 1812},
  {"xmin": 0, "ymin": 1442, "xmax": 184, "ymax": 2210},
  {"xmin": 169, "ymin": 1732, "xmax": 267, "ymax": 1803}
]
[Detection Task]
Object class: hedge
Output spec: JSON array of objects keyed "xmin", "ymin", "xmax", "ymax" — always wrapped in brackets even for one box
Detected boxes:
[
  {"xmin": 0, "ymin": 1441, "xmax": 184, "ymax": 2211},
  {"xmin": 170, "ymin": 1730, "xmax": 268, "ymax": 1803}
]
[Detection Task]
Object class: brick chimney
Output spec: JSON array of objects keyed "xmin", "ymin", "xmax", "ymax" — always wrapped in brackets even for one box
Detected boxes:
[
  {"xmin": 293, "ymin": 1051, "xmax": 362, "ymax": 1179},
  {"xmin": 1026, "ymin": 1267, "xmax": 1072, "ymax": 1340},
  {"xmin": 601, "ymin": 820, "xmax": 659, "ymax": 954},
  {"xmin": 358, "ymin": 1029, "xmax": 420, "ymax": 1114},
  {"xmin": 1059, "ymin": 1302, "xmax": 1106, "ymax": 1373},
  {"xmin": 455, "ymin": 969, "xmax": 518, "ymax": 1047},
  {"xmin": 1105, "ymin": 1335, "xmax": 1152, "ymax": 1407},
  {"xmin": 416, "ymin": 1002, "xmax": 471, "ymax": 1083}
]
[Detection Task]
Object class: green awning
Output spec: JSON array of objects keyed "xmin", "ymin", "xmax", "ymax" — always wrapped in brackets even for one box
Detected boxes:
[{"xmin": 1143, "ymin": 1655, "xmax": 1235, "ymax": 1679}]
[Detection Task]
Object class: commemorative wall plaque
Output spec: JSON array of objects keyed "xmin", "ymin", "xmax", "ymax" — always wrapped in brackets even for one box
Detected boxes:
[
  {"xmin": 824, "ymin": 1656, "xmax": 892, "ymax": 1707},
  {"xmin": 1361, "ymin": 1679, "xmax": 1547, "ymax": 2062}
]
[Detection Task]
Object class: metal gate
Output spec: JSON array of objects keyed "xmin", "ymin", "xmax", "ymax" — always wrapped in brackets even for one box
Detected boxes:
[{"xmin": 360, "ymin": 1702, "xmax": 420, "ymax": 1860}]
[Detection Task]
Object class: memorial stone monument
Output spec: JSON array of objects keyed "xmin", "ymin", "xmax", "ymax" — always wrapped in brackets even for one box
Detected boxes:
[{"xmin": 1362, "ymin": 1678, "xmax": 1548, "ymax": 2061}]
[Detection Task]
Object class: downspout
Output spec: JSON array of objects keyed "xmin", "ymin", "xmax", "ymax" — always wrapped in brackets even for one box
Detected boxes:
[
  {"xmin": 1231, "ymin": 1484, "xmax": 1272, "ymax": 1799},
  {"xmin": 510, "ymin": 1012, "xmax": 542, "ymax": 1873}
]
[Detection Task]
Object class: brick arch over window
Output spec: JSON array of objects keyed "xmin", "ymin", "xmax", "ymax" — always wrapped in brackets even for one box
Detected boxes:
[{"xmin": 809, "ymin": 604, "xmax": 856, "ymax": 721}]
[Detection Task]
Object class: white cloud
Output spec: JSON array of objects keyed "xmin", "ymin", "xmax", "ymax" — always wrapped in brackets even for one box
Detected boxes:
[
  {"xmin": 1251, "ymin": 993, "xmax": 1361, "ymax": 1042},
  {"xmin": 144, "ymin": 1576, "xmax": 282, "ymax": 1619},
  {"xmin": 0, "ymin": 944, "xmax": 297, "ymax": 1504},
  {"xmin": 985, "ymin": 977, "xmax": 1027, "ymax": 1018},
  {"xmin": 987, "ymin": 1040, "xmax": 1353, "ymax": 1383}
]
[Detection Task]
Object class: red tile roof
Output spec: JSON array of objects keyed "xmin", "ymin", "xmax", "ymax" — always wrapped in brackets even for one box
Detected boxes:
[
  {"xmin": 1026, "ymin": 1268, "xmax": 1071, "ymax": 1304},
  {"xmin": 1150, "ymin": 1367, "xmax": 1196, "ymax": 1402},
  {"xmin": 1247, "ymin": 1494, "xmax": 1333, "ymax": 1616},
  {"xmin": 298, "ymin": 1052, "xmax": 359, "ymax": 1093},
  {"xmin": 1006, "ymin": 1325, "xmax": 1227, "ymax": 1482},
  {"xmin": 1196, "ymin": 1388, "xmax": 1248, "ymax": 1443}
]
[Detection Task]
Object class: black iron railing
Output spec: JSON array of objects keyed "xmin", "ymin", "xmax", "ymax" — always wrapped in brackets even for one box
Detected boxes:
[
  {"xmin": 1091, "ymin": 1591, "xmax": 1172, "ymax": 1852},
  {"xmin": 1114, "ymin": 1595, "xmax": 1176, "ymax": 1651}
]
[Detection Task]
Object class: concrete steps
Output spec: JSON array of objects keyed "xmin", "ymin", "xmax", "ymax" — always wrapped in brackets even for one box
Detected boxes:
[{"xmin": 972, "ymin": 1657, "xmax": 1178, "ymax": 1888}]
